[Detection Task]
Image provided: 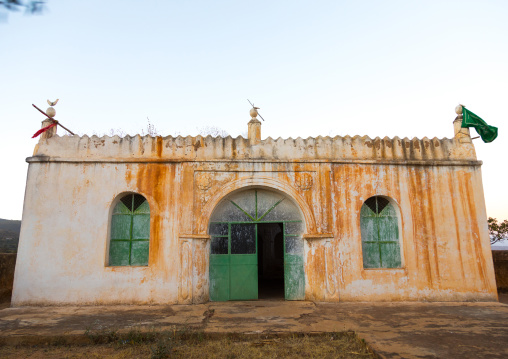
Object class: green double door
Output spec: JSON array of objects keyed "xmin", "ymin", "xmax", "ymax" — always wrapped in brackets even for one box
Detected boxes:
[{"xmin": 209, "ymin": 221, "xmax": 304, "ymax": 301}]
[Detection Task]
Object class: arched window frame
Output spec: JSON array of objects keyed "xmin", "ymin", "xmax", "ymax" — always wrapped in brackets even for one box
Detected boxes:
[
  {"xmin": 360, "ymin": 195, "xmax": 403, "ymax": 269},
  {"xmin": 108, "ymin": 193, "xmax": 150, "ymax": 267}
]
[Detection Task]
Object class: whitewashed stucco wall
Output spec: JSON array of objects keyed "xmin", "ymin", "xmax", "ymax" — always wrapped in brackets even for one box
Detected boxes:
[
  {"xmin": 13, "ymin": 162, "xmax": 181, "ymax": 305},
  {"xmin": 11, "ymin": 128, "xmax": 497, "ymax": 305}
]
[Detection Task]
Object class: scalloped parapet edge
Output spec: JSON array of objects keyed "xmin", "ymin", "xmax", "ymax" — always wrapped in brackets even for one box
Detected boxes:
[{"xmin": 31, "ymin": 133, "xmax": 477, "ymax": 162}]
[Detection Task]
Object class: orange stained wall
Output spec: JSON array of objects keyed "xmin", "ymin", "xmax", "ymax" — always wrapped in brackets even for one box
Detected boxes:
[
  {"xmin": 13, "ymin": 118, "xmax": 496, "ymax": 306},
  {"xmin": 175, "ymin": 161, "xmax": 496, "ymax": 302},
  {"xmin": 12, "ymin": 158, "xmax": 497, "ymax": 305}
]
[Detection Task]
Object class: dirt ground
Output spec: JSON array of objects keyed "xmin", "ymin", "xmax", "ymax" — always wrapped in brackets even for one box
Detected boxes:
[
  {"xmin": 2, "ymin": 298, "xmax": 508, "ymax": 358},
  {"xmin": 0, "ymin": 332, "xmax": 376, "ymax": 359},
  {"xmin": 498, "ymin": 292, "xmax": 508, "ymax": 304}
]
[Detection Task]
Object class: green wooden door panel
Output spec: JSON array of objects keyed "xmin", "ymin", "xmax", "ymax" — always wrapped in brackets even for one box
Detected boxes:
[
  {"xmin": 230, "ymin": 224, "xmax": 257, "ymax": 300},
  {"xmin": 284, "ymin": 254, "xmax": 304, "ymax": 300},
  {"xmin": 210, "ymin": 254, "xmax": 229, "ymax": 265},
  {"xmin": 209, "ymin": 222, "xmax": 258, "ymax": 301},
  {"xmin": 284, "ymin": 233, "xmax": 305, "ymax": 301},
  {"xmin": 230, "ymin": 256, "xmax": 258, "ymax": 300},
  {"xmin": 210, "ymin": 256, "xmax": 230, "ymax": 301},
  {"xmin": 230, "ymin": 255, "xmax": 257, "ymax": 265},
  {"xmin": 209, "ymin": 221, "xmax": 230, "ymax": 301}
]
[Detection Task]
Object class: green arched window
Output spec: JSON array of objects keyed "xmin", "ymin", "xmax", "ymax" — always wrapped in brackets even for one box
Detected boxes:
[
  {"xmin": 109, "ymin": 194, "xmax": 150, "ymax": 266},
  {"xmin": 360, "ymin": 196, "xmax": 401, "ymax": 268}
]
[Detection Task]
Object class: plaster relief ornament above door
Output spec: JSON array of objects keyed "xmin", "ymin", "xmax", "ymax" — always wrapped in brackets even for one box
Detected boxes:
[
  {"xmin": 295, "ymin": 173, "xmax": 313, "ymax": 191},
  {"xmin": 196, "ymin": 173, "xmax": 212, "ymax": 191}
]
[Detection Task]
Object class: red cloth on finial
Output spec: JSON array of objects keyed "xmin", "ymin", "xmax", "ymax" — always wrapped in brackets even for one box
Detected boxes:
[{"xmin": 32, "ymin": 122, "xmax": 57, "ymax": 138}]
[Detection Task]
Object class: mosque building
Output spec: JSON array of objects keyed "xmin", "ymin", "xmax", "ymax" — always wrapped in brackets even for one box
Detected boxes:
[{"xmin": 12, "ymin": 105, "xmax": 497, "ymax": 305}]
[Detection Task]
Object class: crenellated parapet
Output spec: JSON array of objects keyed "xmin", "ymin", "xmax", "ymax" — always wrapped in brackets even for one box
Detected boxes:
[{"xmin": 30, "ymin": 132, "xmax": 478, "ymax": 164}]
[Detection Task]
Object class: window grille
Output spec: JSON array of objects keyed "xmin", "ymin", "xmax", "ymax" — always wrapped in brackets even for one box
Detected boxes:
[
  {"xmin": 109, "ymin": 194, "xmax": 150, "ymax": 266},
  {"xmin": 360, "ymin": 196, "xmax": 401, "ymax": 268}
]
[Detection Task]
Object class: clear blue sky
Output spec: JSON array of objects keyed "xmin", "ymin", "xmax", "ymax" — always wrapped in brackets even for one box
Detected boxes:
[{"xmin": 1, "ymin": 0, "xmax": 507, "ymax": 221}]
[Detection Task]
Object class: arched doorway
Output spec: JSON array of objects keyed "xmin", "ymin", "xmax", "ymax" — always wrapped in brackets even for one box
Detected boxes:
[{"xmin": 208, "ymin": 188, "xmax": 305, "ymax": 301}]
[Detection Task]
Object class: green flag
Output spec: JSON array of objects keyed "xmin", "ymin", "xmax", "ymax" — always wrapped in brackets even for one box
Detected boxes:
[{"xmin": 461, "ymin": 107, "xmax": 498, "ymax": 143}]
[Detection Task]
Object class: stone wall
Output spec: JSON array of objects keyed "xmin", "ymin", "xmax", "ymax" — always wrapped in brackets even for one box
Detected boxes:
[
  {"xmin": 493, "ymin": 250, "xmax": 508, "ymax": 292},
  {"xmin": 0, "ymin": 253, "xmax": 16, "ymax": 302}
]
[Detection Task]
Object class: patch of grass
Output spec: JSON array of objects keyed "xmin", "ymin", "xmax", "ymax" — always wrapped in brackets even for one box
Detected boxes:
[
  {"xmin": 147, "ymin": 331, "xmax": 376, "ymax": 359},
  {"xmin": 0, "ymin": 331, "xmax": 378, "ymax": 359},
  {"xmin": 124, "ymin": 328, "xmax": 157, "ymax": 345},
  {"xmin": 51, "ymin": 336, "xmax": 67, "ymax": 346},
  {"xmin": 84, "ymin": 322, "xmax": 120, "ymax": 344},
  {"xmin": 151, "ymin": 337, "xmax": 173, "ymax": 359}
]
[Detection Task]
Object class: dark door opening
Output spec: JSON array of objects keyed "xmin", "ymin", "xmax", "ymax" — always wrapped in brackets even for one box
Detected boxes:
[{"xmin": 257, "ymin": 223, "xmax": 284, "ymax": 299}]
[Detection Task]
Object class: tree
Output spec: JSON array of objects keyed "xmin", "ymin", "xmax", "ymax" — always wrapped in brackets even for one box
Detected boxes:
[
  {"xmin": 488, "ymin": 217, "xmax": 508, "ymax": 245},
  {"xmin": 141, "ymin": 118, "xmax": 159, "ymax": 136},
  {"xmin": 198, "ymin": 126, "xmax": 228, "ymax": 138},
  {"xmin": 0, "ymin": 0, "xmax": 45, "ymax": 14}
]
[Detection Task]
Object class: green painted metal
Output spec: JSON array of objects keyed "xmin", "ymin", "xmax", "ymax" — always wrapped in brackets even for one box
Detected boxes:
[
  {"xmin": 209, "ymin": 254, "xmax": 229, "ymax": 301},
  {"xmin": 257, "ymin": 198, "xmax": 285, "ymax": 221},
  {"xmin": 209, "ymin": 190, "xmax": 305, "ymax": 301},
  {"xmin": 230, "ymin": 200, "xmax": 256, "ymax": 221},
  {"xmin": 360, "ymin": 196, "xmax": 401, "ymax": 268},
  {"xmin": 283, "ymin": 221, "xmax": 305, "ymax": 300},
  {"xmin": 230, "ymin": 253, "xmax": 258, "ymax": 300},
  {"xmin": 229, "ymin": 223, "xmax": 258, "ymax": 300},
  {"xmin": 109, "ymin": 194, "xmax": 150, "ymax": 266},
  {"xmin": 284, "ymin": 253, "xmax": 305, "ymax": 300}
]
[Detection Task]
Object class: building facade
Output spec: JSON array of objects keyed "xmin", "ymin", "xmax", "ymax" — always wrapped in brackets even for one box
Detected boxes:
[{"xmin": 11, "ymin": 114, "xmax": 498, "ymax": 305}]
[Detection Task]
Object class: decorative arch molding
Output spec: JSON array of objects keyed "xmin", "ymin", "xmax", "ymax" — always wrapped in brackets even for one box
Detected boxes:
[{"xmin": 196, "ymin": 176, "xmax": 317, "ymax": 235}]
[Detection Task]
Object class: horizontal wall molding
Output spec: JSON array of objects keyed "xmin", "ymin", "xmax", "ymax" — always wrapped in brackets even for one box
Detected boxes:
[{"xmin": 26, "ymin": 156, "xmax": 482, "ymax": 167}]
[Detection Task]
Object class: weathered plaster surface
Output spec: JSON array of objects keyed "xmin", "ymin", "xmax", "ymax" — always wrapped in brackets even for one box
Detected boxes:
[
  {"xmin": 12, "ymin": 131, "xmax": 496, "ymax": 305},
  {"xmin": 31, "ymin": 133, "xmax": 476, "ymax": 162}
]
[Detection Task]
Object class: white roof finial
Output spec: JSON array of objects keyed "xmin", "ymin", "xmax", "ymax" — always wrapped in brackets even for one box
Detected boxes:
[
  {"xmin": 46, "ymin": 98, "xmax": 59, "ymax": 118},
  {"xmin": 247, "ymin": 99, "xmax": 265, "ymax": 121},
  {"xmin": 455, "ymin": 104, "xmax": 464, "ymax": 115}
]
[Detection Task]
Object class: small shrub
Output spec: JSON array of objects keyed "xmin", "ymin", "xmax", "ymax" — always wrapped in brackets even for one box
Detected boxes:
[
  {"xmin": 151, "ymin": 336, "xmax": 173, "ymax": 359},
  {"xmin": 84, "ymin": 325, "xmax": 119, "ymax": 344},
  {"xmin": 123, "ymin": 328, "xmax": 157, "ymax": 345}
]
